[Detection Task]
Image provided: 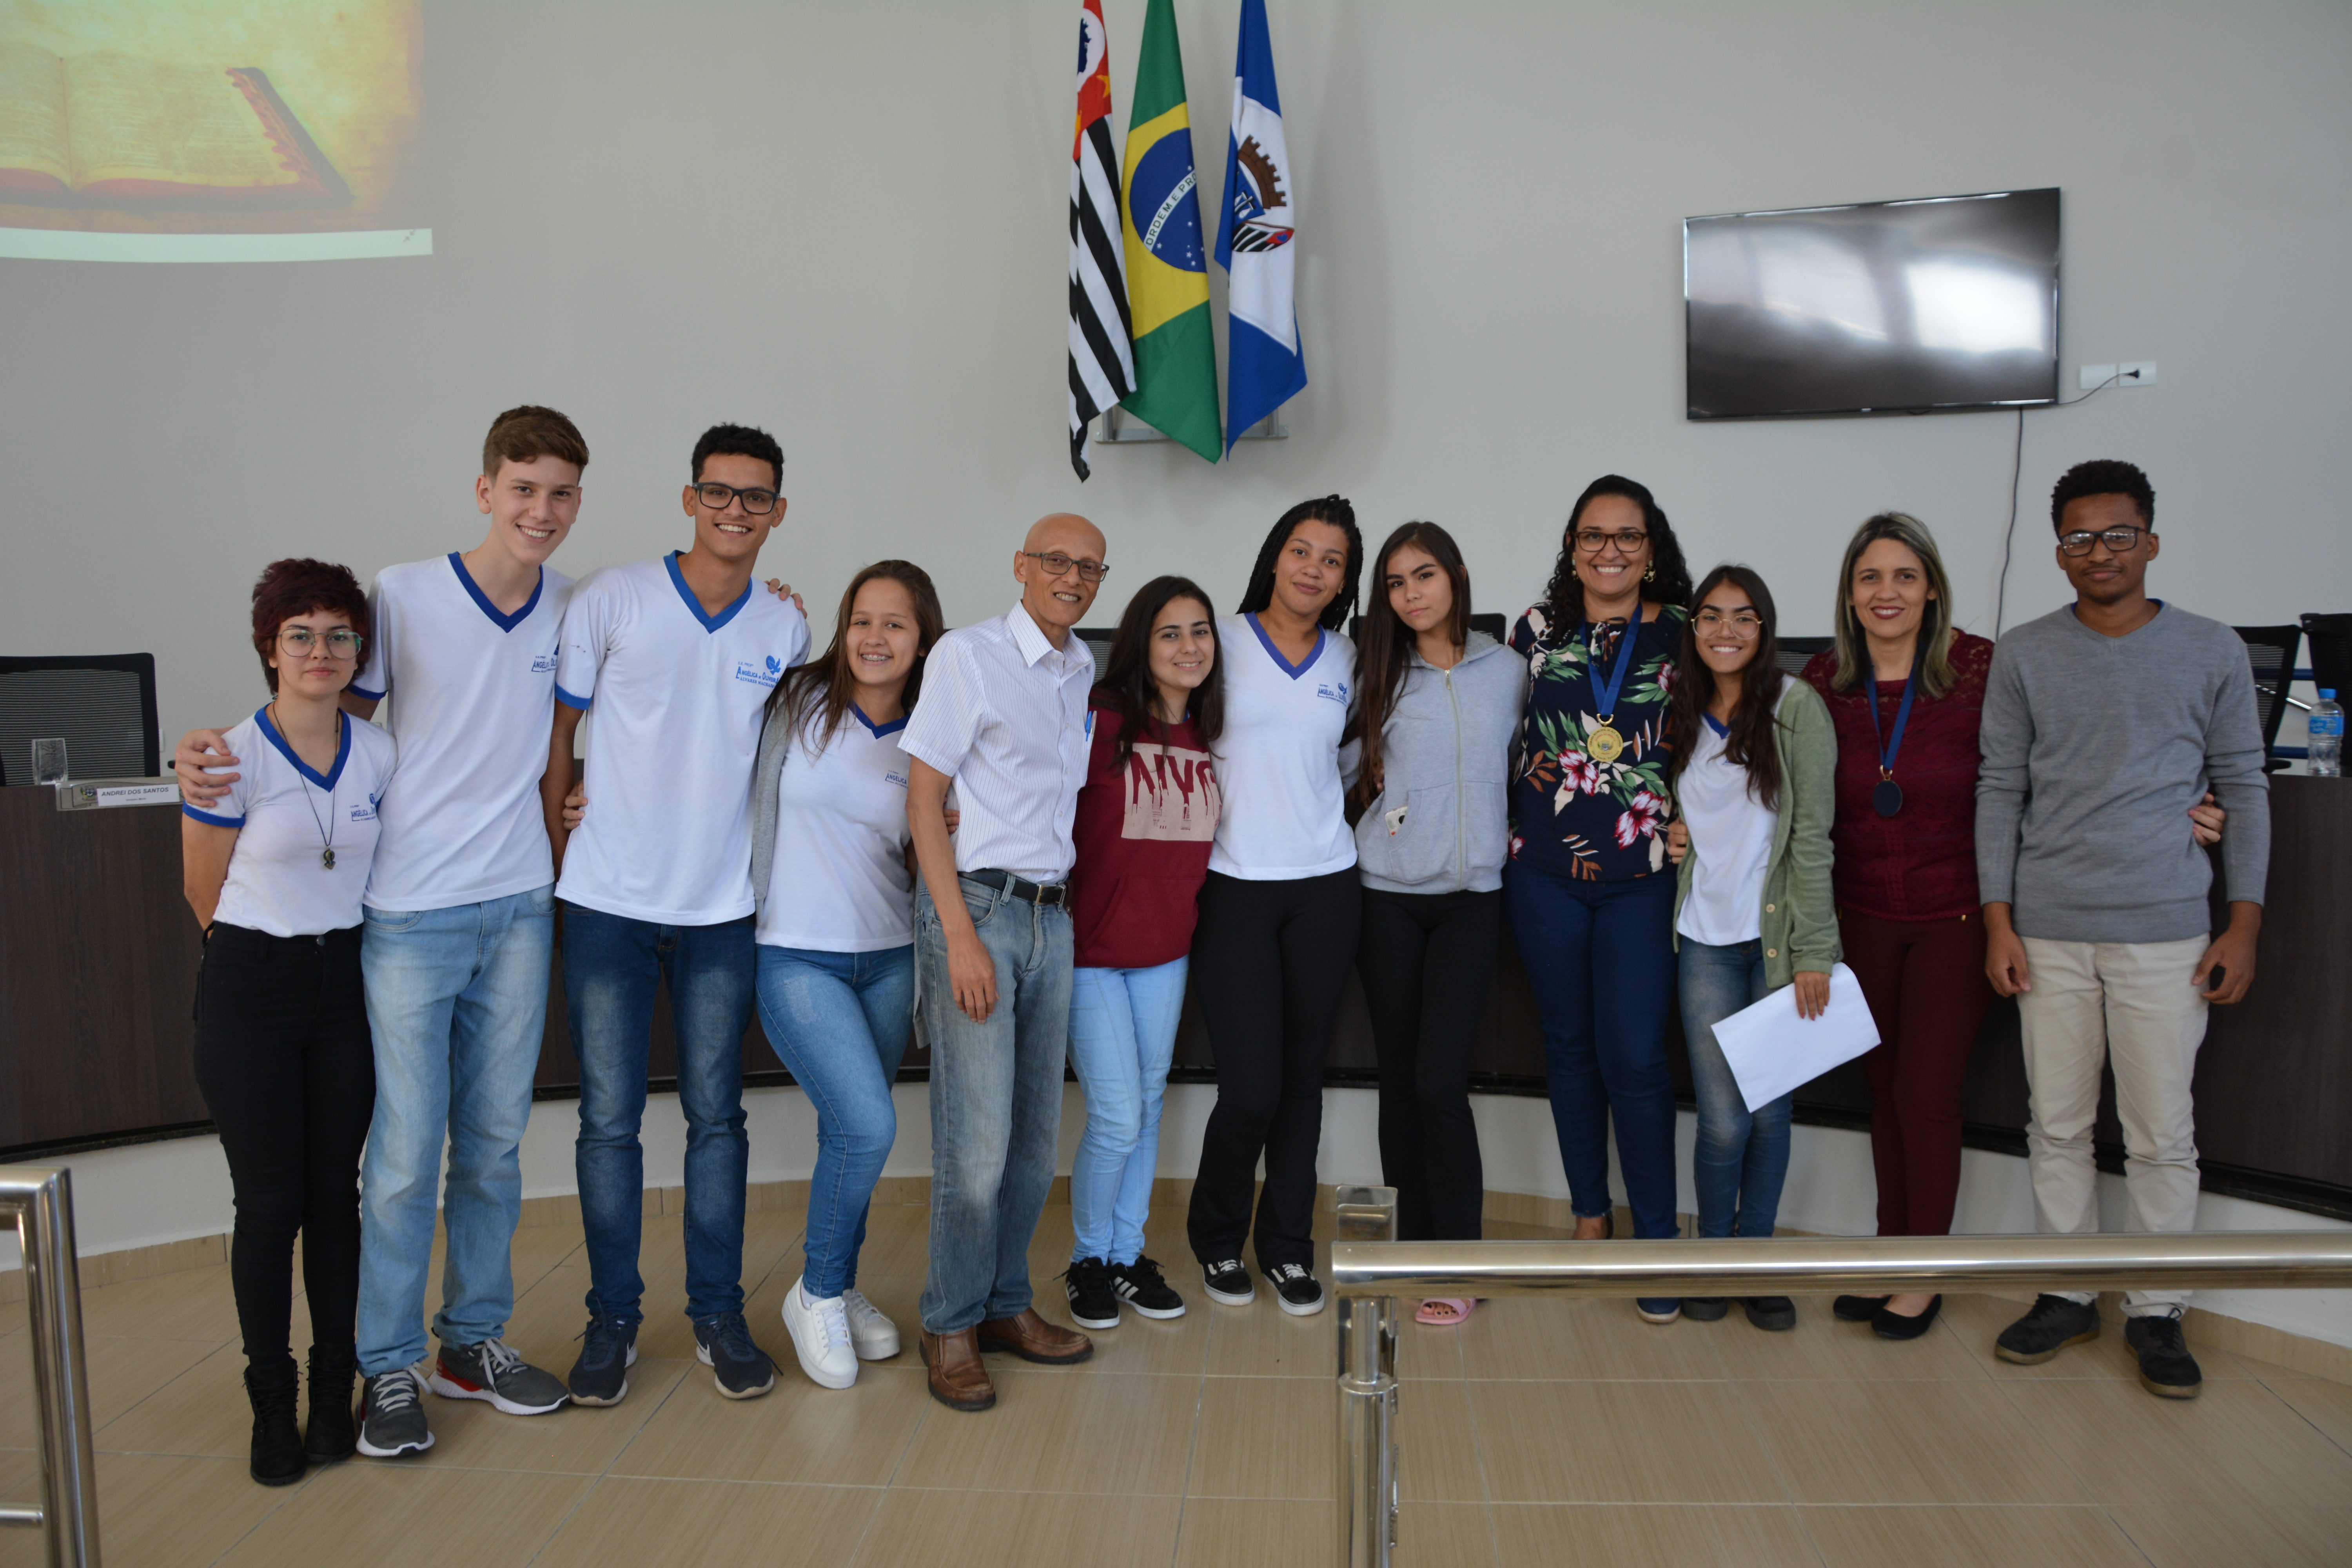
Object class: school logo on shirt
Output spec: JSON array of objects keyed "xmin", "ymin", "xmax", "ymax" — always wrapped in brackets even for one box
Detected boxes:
[
  {"xmin": 734, "ymin": 655, "xmax": 784, "ymax": 689},
  {"xmin": 530, "ymin": 652, "xmax": 559, "ymax": 674},
  {"xmin": 1315, "ymin": 679, "xmax": 1349, "ymax": 705},
  {"xmin": 348, "ymin": 799, "xmax": 377, "ymax": 823},
  {"xmin": 884, "ymin": 768, "xmax": 910, "ymax": 789}
]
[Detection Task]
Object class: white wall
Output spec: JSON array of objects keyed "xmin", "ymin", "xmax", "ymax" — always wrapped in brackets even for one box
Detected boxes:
[{"xmin": 4, "ymin": 2, "xmax": 2349, "ymax": 739}]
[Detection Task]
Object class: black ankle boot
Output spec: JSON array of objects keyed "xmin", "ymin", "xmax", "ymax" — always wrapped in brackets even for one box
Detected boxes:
[
  {"xmin": 304, "ymin": 1346, "xmax": 359, "ymax": 1464},
  {"xmin": 244, "ymin": 1356, "xmax": 307, "ymax": 1486}
]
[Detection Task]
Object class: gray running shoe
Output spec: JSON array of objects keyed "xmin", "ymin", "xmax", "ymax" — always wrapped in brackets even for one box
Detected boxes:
[
  {"xmin": 355, "ymin": 1367, "xmax": 433, "ymax": 1458},
  {"xmin": 694, "ymin": 1312, "xmax": 778, "ymax": 1399},
  {"xmin": 430, "ymin": 1337, "xmax": 570, "ymax": 1416},
  {"xmin": 568, "ymin": 1315, "xmax": 638, "ymax": 1407}
]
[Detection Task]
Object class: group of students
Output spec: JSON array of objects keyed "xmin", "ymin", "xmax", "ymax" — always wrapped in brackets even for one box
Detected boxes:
[{"xmin": 174, "ymin": 405, "xmax": 2270, "ymax": 1489}]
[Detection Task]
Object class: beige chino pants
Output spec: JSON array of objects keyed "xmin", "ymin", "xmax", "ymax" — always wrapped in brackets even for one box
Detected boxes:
[{"xmin": 2016, "ymin": 935, "xmax": 2210, "ymax": 1314}]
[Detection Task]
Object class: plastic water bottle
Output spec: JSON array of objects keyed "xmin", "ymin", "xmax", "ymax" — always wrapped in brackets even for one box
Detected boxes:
[{"xmin": 2310, "ymin": 689, "xmax": 2344, "ymax": 777}]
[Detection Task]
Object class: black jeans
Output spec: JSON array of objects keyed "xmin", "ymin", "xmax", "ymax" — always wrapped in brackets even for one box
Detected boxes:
[
  {"xmin": 1357, "ymin": 887, "xmax": 1499, "ymax": 1242},
  {"xmin": 1186, "ymin": 868, "xmax": 1362, "ymax": 1272},
  {"xmin": 193, "ymin": 924, "xmax": 376, "ymax": 1364}
]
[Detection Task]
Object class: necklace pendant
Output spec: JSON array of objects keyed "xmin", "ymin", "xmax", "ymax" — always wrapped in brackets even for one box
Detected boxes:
[
  {"xmin": 1586, "ymin": 722, "xmax": 1625, "ymax": 764},
  {"xmin": 322, "ymin": 847, "xmax": 338, "ymax": 871},
  {"xmin": 1873, "ymin": 779, "xmax": 1904, "ymax": 818}
]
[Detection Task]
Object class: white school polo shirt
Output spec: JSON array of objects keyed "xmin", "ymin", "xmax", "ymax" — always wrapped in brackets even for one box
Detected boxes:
[
  {"xmin": 897, "ymin": 601, "xmax": 1095, "ymax": 884},
  {"xmin": 758, "ymin": 704, "xmax": 917, "ymax": 953},
  {"xmin": 1208, "ymin": 613, "xmax": 1357, "ymax": 880},
  {"xmin": 554, "ymin": 553, "xmax": 810, "ymax": 925},
  {"xmin": 348, "ymin": 552, "xmax": 574, "ymax": 911},
  {"xmin": 184, "ymin": 708, "xmax": 399, "ymax": 937},
  {"xmin": 1674, "ymin": 693, "xmax": 1787, "ymax": 947}
]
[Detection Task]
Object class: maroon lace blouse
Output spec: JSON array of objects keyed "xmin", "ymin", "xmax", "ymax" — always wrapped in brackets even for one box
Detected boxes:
[{"xmin": 1799, "ymin": 632, "xmax": 1993, "ymax": 922}]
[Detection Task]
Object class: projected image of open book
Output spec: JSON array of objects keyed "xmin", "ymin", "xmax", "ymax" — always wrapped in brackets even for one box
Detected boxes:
[{"xmin": 0, "ymin": 46, "xmax": 348, "ymax": 208}]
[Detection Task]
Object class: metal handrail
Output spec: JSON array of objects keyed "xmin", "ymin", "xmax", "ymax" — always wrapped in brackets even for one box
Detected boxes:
[
  {"xmin": 1327, "ymin": 1184, "xmax": 2352, "ymax": 1568},
  {"xmin": 1, "ymin": 1165, "xmax": 101, "ymax": 1568}
]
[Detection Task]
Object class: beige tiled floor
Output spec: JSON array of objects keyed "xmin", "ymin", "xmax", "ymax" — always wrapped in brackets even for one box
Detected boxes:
[{"xmin": 5, "ymin": 1201, "xmax": 2349, "ymax": 1568}]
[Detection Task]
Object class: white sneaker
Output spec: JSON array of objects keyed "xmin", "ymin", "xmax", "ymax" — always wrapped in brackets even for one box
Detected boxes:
[
  {"xmin": 840, "ymin": 1289, "xmax": 902, "ymax": 1361},
  {"xmin": 780, "ymin": 1277, "xmax": 858, "ymax": 1389}
]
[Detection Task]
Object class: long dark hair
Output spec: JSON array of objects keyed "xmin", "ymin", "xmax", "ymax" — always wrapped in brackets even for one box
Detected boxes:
[
  {"xmin": 1537, "ymin": 475, "xmax": 1694, "ymax": 632},
  {"xmin": 1236, "ymin": 494, "xmax": 1363, "ymax": 632},
  {"xmin": 1098, "ymin": 575, "xmax": 1224, "ymax": 770},
  {"xmin": 769, "ymin": 560, "xmax": 945, "ymax": 749},
  {"xmin": 1668, "ymin": 564, "xmax": 1787, "ymax": 811},
  {"xmin": 1345, "ymin": 521, "xmax": 1471, "ymax": 815}
]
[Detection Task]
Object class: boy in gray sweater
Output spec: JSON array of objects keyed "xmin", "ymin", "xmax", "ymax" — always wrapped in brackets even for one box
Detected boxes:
[{"xmin": 1976, "ymin": 458, "xmax": 2269, "ymax": 1401}]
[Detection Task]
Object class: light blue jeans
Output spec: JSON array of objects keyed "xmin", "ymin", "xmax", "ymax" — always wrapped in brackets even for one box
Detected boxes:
[
  {"xmin": 355, "ymin": 885, "xmax": 554, "ymax": 1375},
  {"xmin": 1679, "ymin": 936, "xmax": 1793, "ymax": 1242},
  {"xmin": 1067, "ymin": 958, "xmax": 1187, "ymax": 1266},
  {"xmin": 753, "ymin": 943, "xmax": 913, "ymax": 1299},
  {"xmin": 915, "ymin": 877, "xmax": 1073, "ymax": 1334}
]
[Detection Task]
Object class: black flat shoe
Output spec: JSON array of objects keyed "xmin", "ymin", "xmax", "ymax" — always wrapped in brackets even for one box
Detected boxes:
[
  {"xmin": 1872, "ymin": 1294, "xmax": 1943, "ymax": 1340},
  {"xmin": 1833, "ymin": 1294, "xmax": 1887, "ymax": 1322}
]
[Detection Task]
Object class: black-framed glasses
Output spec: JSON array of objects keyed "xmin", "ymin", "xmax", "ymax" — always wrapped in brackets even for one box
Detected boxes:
[
  {"xmin": 2058, "ymin": 525, "xmax": 2148, "ymax": 556},
  {"xmin": 1694, "ymin": 609, "xmax": 1763, "ymax": 635},
  {"xmin": 1023, "ymin": 550, "xmax": 1109, "ymax": 583},
  {"xmin": 1573, "ymin": 528, "xmax": 1650, "ymax": 554},
  {"xmin": 278, "ymin": 628, "xmax": 365, "ymax": 660},
  {"xmin": 695, "ymin": 482, "xmax": 779, "ymax": 515}
]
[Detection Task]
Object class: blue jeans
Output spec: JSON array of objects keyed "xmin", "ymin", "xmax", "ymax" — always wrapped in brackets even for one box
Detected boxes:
[
  {"xmin": 562, "ymin": 903, "xmax": 756, "ymax": 1325},
  {"xmin": 356, "ymin": 886, "xmax": 553, "ymax": 1376},
  {"xmin": 1067, "ymin": 958, "xmax": 1186, "ymax": 1265},
  {"xmin": 915, "ymin": 877, "xmax": 1073, "ymax": 1334},
  {"xmin": 753, "ymin": 943, "xmax": 913, "ymax": 1299},
  {"xmin": 1501, "ymin": 863, "xmax": 1680, "ymax": 1240},
  {"xmin": 1679, "ymin": 937, "xmax": 1791, "ymax": 1242}
]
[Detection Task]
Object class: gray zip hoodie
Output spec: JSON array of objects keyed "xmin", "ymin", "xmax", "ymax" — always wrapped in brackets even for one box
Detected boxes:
[{"xmin": 1343, "ymin": 631, "xmax": 1528, "ymax": 894}]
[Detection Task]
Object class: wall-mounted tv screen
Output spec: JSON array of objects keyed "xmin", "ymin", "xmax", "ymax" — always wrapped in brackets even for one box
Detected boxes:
[{"xmin": 1684, "ymin": 188, "xmax": 2059, "ymax": 419}]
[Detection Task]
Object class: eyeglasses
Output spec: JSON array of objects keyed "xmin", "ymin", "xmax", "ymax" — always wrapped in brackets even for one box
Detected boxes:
[
  {"xmin": 1023, "ymin": 550, "xmax": 1110, "ymax": 583},
  {"xmin": 1694, "ymin": 610, "xmax": 1762, "ymax": 635},
  {"xmin": 1573, "ymin": 529, "xmax": 1650, "ymax": 554},
  {"xmin": 2058, "ymin": 525, "xmax": 2148, "ymax": 557},
  {"xmin": 279, "ymin": 628, "xmax": 365, "ymax": 659},
  {"xmin": 694, "ymin": 482, "xmax": 779, "ymax": 515}
]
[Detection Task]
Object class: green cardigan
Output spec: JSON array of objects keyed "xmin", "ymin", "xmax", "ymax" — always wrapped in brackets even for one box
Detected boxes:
[{"xmin": 1672, "ymin": 677, "xmax": 1841, "ymax": 989}]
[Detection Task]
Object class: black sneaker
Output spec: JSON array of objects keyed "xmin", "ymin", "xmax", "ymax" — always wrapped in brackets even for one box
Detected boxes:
[
  {"xmin": 1681, "ymin": 1297, "xmax": 1730, "ymax": 1322},
  {"xmin": 568, "ymin": 1314, "xmax": 638, "ymax": 1406},
  {"xmin": 2124, "ymin": 1311, "xmax": 2203, "ymax": 1399},
  {"xmin": 694, "ymin": 1312, "xmax": 778, "ymax": 1399},
  {"xmin": 1264, "ymin": 1263, "xmax": 1325, "ymax": 1318},
  {"xmin": 1743, "ymin": 1296, "xmax": 1797, "ymax": 1332},
  {"xmin": 1202, "ymin": 1258, "xmax": 1255, "ymax": 1307},
  {"xmin": 354, "ymin": 1367, "xmax": 432, "ymax": 1459},
  {"xmin": 1064, "ymin": 1257, "xmax": 1119, "ymax": 1330},
  {"xmin": 1832, "ymin": 1295, "xmax": 1887, "ymax": 1322},
  {"xmin": 1112, "ymin": 1256, "xmax": 1187, "ymax": 1320},
  {"xmin": 1994, "ymin": 1294, "xmax": 2100, "ymax": 1365}
]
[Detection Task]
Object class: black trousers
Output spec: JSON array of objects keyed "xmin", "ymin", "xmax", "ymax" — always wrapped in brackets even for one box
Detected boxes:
[
  {"xmin": 1357, "ymin": 887, "xmax": 1499, "ymax": 1242},
  {"xmin": 192, "ymin": 923, "xmax": 376, "ymax": 1365},
  {"xmin": 1186, "ymin": 868, "xmax": 1362, "ymax": 1271}
]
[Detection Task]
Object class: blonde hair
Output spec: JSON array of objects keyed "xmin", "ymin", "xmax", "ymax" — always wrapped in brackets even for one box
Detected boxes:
[{"xmin": 1829, "ymin": 512, "xmax": 1958, "ymax": 697}]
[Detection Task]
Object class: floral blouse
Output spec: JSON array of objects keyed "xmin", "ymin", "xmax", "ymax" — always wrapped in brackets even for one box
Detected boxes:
[{"xmin": 1507, "ymin": 602, "xmax": 1686, "ymax": 881}]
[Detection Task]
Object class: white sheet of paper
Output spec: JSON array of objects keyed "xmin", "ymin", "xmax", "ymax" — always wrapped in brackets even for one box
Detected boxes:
[{"xmin": 1708, "ymin": 961, "xmax": 1882, "ymax": 1113}]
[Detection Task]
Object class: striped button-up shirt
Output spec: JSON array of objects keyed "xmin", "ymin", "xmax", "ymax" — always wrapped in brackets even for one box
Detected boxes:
[{"xmin": 899, "ymin": 601, "xmax": 1096, "ymax": 884}]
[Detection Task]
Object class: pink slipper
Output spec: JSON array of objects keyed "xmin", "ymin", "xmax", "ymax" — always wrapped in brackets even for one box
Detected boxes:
[{"xmin": 1416, "ymin": 1298, "xmax": 1474, "ymax": 1326}]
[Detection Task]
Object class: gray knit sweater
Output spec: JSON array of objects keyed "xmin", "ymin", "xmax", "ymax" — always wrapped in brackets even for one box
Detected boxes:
[
  {"xmin": 1342, "ymin": 632, "xmax": 1527, "ymax": 894},
  {"xmin": 1975, "ymin": 602, "xmax": 2270, "ymax": 943}
]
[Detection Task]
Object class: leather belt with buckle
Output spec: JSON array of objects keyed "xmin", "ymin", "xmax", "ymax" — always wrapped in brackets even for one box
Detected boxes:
[{"xmin": 962, "ymin": 868, "xmax": 1071, "ymax": 909}]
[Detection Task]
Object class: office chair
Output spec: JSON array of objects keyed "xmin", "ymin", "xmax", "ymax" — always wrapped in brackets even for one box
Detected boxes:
[
  {"xmin": 2232, "ymin": 625, "xmax": 2302, "ymax": 767},
  {"xmin": 2301, "ymin": 613, "xmax": 2350, "ymax": 703},
  {"xmin": 0, "ymin": 653, "xmax": 160, "ymax": 786}
]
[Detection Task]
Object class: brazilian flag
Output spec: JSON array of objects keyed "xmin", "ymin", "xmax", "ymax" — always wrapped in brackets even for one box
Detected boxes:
[{"xmin": 1118, "ymin": 0, "xmax": 1221, "ymax": 462}]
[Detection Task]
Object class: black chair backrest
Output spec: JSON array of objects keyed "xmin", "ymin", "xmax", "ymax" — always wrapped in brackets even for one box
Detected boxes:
[
  {"xmin": 2233, "ymin": 625, "xmax": 2302, "ymax": 758},
  {"xmin": 0, "ymin": 653, "xmax": 160, "ymax": 786},
  {"xmin": 1073, "ymin": 628, "xmax": 1116, "ymax": 686},
  {"xmin": 2302, "ymin": 613, "xmax": 2352, "ymax": 701},
  {"xmin": 1775, "ymin": 635, "xmax": 1833, "ymax": 682}
]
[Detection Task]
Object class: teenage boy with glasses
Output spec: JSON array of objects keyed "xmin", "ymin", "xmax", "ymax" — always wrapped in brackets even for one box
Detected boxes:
[
  {"xmin": 176, "ymin": 407, "xmax": 592, "ymax": 1459},
  {"xmin": 1976, "ymin": 458, "xmax": 2269, "ymax": 1400},
  {"xmin": 899, "ymin": 514, "xmax": 1107, "ymax": 1411},
  {"xmin": 541, "ymin": 425, "xmax": 809, "ymax": 1404}
]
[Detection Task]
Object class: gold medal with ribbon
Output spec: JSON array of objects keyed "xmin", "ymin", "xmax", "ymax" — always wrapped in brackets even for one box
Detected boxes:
[{"xmin": 1580, "ymin": 604, "xmax": 1643, "ymax": 767}]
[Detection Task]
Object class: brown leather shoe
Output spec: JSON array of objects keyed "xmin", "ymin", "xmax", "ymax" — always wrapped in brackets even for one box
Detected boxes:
[
  {"xmin": 975, "ymin": 1307, "xmax": 1094, "ymax": 1365},
  {"xmin": 919, "ymin": 1328, "xmax": 996, "ymax": 1411}
]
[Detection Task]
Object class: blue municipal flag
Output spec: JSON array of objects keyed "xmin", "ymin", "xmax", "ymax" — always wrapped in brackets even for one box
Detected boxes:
[{"xmin": 1214, "ymin": 0, "xmax": 1305, "ymax": 454}]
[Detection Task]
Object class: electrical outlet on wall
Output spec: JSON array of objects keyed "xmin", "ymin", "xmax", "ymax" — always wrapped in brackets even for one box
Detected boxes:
[{"xmin": 2079, "ymin": 361, "xmax": 2158, "ymax": 390}]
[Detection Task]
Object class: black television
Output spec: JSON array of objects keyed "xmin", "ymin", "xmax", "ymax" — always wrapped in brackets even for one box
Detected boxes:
[{"xmin": 1684, "ymin": 187, "xmax": 2059, "ymax": 419}]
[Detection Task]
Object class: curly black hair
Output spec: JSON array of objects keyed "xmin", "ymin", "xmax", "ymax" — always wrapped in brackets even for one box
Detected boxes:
[
  {"xmin": 1237, "ymin": 494, "xmax": 1363, "ymax": 632},
  {"xmin": 2049, "ymin": 458, "xmax": 2154, "ymax": 531},
  {"xmin": 691, "ymin": 423, "xmax": 785, "ymax": 488},
  {"xmin": 1536, "ymin": 475, "xmax": 1694, "ymax": 630}
]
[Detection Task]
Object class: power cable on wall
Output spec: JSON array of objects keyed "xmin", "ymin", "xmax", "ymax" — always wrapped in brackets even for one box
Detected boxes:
[{"xmin": 1993, "ymin": 370, "xmax": 2124, "ymax": 635}]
